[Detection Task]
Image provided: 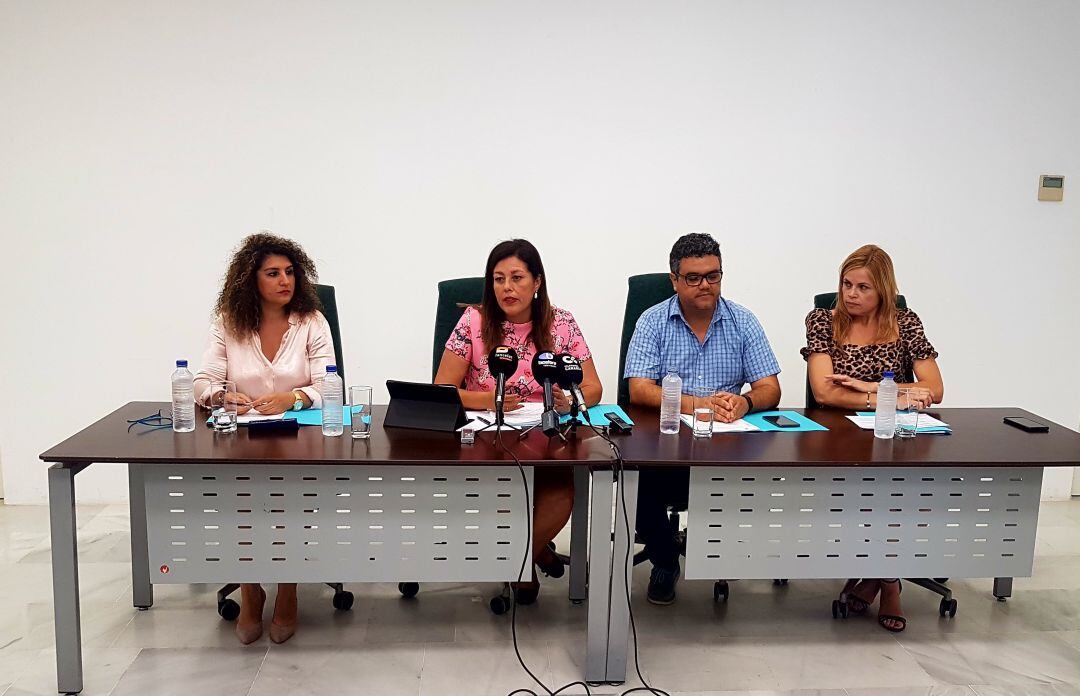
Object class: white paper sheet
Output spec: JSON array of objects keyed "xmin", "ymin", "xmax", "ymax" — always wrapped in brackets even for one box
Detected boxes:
[
  {"xmin": 461, "ymin": 402, "xmax": 545, "ymax": 431},
  {"xmin": 678, "ymin": 413, "xmax": 759, "ymax": 433},
  {"xmin": 846, "ymin": 413, "xmax": 951, "ymax": 433},
  {"xmin": 236, "ymin": 412, "xmax": 286, "ymax": 424}
]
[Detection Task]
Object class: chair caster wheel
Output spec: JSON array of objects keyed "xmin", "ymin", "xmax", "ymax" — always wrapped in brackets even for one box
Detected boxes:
[
  {"xmin": 773, "ymin": 578, "xmax": 789, "ymax": 586},
  {"xmin": 332, "ymin": 590, "xmax": 354, "ymax": 611},
  {"xmin": 398, "ymin": 582, "xmax": 419, "ymax": 599},
  {"xmin": 490, "ymin": 595, "xmax": 512, "ymax": 615},
  {"xmin": 713, "ymin": 580, "xmax": 729, "ymax": 602},
  {"xmin": 218, "ymin": 598, "xmax": 240, "ymax": 621},
  {"xmin": 832, "ymin": 599, "xmax": 848, "ymax": 619},
  {"xmin": 939, "ymin": 597, "xmax": 957, "ymax": 617}
]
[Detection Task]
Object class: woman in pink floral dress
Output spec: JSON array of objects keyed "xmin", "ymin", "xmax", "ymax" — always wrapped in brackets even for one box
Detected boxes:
[{"xmin": 435, "ymin": 239, "xmax": 602, "ymax": 604}]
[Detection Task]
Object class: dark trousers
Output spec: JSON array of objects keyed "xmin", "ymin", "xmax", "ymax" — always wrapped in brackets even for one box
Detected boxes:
[{"xmin": 635, "ymin": 466, "xmax": 690, "ymax": 571}]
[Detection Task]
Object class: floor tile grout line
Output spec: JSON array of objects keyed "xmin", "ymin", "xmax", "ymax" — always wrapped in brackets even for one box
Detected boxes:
[
  {"xmin": 415, "ymin": 642, "xmax": 427, "ymax": 696},
  {"xmin": 892, "ymin": 628, "xmax": 986, "ymax": 690},
  {"xmin": 103, "ymin": 647, "xmax": 141, "ymax": 696},
  {"xmin": 105, "ymin": 609, "xmax": 139, "ymax": 650},
  {"xmin": 241, "ymin": 645, "xmax": 272, "ymax": 696}
]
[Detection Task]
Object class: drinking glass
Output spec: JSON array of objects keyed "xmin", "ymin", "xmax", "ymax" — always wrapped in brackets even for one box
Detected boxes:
[
  {"xmin": 210, "ymin": 380, "xmax": 239, "ymax": 433},
  {"xmin": 349, "ymin": 385, "xmax": 373, "ymax": 439},
  {"xmin": 896, "ymin": 388, "xmax": 921, "ymax": 439},
  {"xmin": 690, "ymin": 388, "xmax": 715, "ymax": 438}
]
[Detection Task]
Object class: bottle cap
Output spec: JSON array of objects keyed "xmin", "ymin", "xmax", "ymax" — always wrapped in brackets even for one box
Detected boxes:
[
  {"xmin": 176, "ymin": 360, "xmax": 188, "ymax": 368},
  {"xmin": 883, "ymin": 371, "xmax": 895, "ymax": 379},
  {"xmin": 326, "ymin": 365, "xmax": 337, "ymax": 373}
]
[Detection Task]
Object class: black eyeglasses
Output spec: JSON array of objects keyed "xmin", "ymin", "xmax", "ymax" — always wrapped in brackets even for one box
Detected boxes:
[
  {"xmin": 674, "ymin": 270, "xmax": 722, "ymax": 287},
  {"xmin": 126, "ymin": 409, "xmax": 173, "ymax": 432}
]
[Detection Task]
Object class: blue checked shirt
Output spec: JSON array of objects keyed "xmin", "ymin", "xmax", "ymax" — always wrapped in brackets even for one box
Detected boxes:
[{"xmin": 623, "ymin": 295, "xmax": 780, "ymax": 393}]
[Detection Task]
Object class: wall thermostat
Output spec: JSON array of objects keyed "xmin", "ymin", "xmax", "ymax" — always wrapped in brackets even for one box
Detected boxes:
[{"xmin": 1038, "ymin": 174, "xmax": 1064, "ymax": 202}]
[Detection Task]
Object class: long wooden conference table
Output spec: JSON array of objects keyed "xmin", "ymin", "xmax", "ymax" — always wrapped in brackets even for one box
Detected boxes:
[{"xmin": 41, "ymin": 402, "xmax": 1080, "ymax": 694}]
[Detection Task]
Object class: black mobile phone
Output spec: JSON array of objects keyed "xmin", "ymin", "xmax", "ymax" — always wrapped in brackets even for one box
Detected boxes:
[
  {"xmin": 604, "ymin": 411, "xmax": 633, "ymax": 434},
  {"xmin": 763, "ymin": 414, "xmax": 799, "ymax": 428},
  {"xmin": 1003, "ymin": 416, "xmax": 1049, "ymax": 433}
]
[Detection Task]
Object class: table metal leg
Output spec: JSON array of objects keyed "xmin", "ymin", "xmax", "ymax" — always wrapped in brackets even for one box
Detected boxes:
[
  {"xmin": 49, "ymin": 464, "xmax": 85, "ymax": 695},
  {"xmin": 993, "ymin": 576, "xmax": 1013, "ymax": 601},
  {"xmin": 127, "ymin": 463, "xmax": 153, "ymax": 610},
  {"xmin": 585, "ymin": 469, "xmax": 614, "ymax": 683},
  {"xmin": 605, "ymin": 468, "xmax": 638, "ymax": 683},
  {"xmin": 569, "ymin": 466, "xmax": 589, "ymax": 602}
]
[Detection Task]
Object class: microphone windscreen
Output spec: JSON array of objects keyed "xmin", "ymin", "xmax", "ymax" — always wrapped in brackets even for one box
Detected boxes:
[
  {"xmin": 555, "ymin": 353, "xmax": 584, "ymax": 388},
  {"xmin": 531, "ymin": 351, "xmax": 559, "ymax": 382},
  {"xmin": 487, "ymin": 345, "xmax": 519, "ymax": 377}
]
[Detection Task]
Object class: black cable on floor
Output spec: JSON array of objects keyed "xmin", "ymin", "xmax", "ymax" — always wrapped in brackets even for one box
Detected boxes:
[
  {"xmin": 498, "ymin": 426, "xmax": 594, "ymax": 696},
  {"xmin": 583, "ymin": 421, "xmax": 671, "ymax": 696}
]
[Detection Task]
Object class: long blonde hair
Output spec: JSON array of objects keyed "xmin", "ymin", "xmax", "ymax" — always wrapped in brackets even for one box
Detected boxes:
[{"xmin": 833, "ymin": 244, "xmax": 899, "ymax": 345}]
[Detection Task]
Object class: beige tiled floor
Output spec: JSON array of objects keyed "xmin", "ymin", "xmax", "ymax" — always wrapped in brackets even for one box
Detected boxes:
[{"xmin": 2, "ymin": 500, "xmax": 1080, "ymax": 696}]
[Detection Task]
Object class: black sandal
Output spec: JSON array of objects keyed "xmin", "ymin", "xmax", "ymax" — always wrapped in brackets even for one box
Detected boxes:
[
  {"xmin": 847, "ymin": 579, "xmax": 880, "ymax": 615},
  {"xmin": 877, "ymin": 579, "xmax": 907, "ymax": 632},
  {"xmin": 536, "ymin": 542, "xmax": 565, "ymax": 579}
]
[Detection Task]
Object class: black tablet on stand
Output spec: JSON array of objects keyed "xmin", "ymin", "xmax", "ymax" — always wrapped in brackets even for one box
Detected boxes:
[{"xmin": 384, "ymin": 380, "xmax": 468, "ymax": 432}]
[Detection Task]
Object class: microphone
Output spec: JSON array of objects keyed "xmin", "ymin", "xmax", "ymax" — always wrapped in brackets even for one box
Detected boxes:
[
  {"xmin": 487, "ymin": 345, "xmax": 519, "ymax": 426},
  {"xmin": 531, "ymin": 351, "xmax": 561, "ymax": 437},
  {"xmin": 555, "ymin": 353, "xmax": 590, "ymax": 422}
]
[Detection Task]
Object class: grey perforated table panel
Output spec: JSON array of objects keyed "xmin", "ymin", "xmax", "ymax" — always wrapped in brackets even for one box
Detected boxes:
[
  {"xmin": 685, "ymin": 466, "xmax": 1041, "ymax": 580},
  {"xmin": 144, "ymin": 464, "xmax": 533, "ymax": 583}
]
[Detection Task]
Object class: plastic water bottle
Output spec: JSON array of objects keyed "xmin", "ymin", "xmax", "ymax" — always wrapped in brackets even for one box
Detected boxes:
[
  {"xmin": 660, "ymin": 371, "xmax": 683, "ymax": 434},
  {"xmin": 321, "ymin": 365, "xmax": 344, "ymax": 437},
  {"xmin": 874, "ymin": 370, "xmax": 898, "ymax": 439},
  {"xmin": 171, "ymin": 360, "xmax": 195, "ymax": 433}
]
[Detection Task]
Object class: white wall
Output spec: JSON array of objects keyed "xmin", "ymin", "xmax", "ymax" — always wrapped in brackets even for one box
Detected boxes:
[{"xmin": 2, "ymin": 1, "xmax": 1078, "ymax": 505}]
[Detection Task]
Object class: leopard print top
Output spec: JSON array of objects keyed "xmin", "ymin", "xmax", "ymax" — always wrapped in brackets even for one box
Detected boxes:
[{"xmin": 799, "ymin": 308, "xmax": 938, "ymax": 382}]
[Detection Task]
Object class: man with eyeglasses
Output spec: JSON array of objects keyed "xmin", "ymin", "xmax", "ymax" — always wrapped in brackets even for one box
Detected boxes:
[{"xmin": 624, "ymin": 232, "xmax": 781, "ymax": 604}]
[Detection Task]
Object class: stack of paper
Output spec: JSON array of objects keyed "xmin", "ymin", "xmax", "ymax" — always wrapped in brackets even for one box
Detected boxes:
[
  {"xmin": 236, "ymin": 412, "xmax": 285, "ymax": 424},
  {"xmin": 462, "ymin": 402, "xmax": 545, "ymax": 431},
  {"xmin": 678, "ymin": 414, "xmax": 759, "ymax": 433},
  {"xmin": 846, "ymin": 412, "xmax": 952, "ymax": 435}
]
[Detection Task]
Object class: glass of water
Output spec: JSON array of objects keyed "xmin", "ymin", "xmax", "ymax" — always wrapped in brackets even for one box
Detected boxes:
[
  {"xmin": 690, "ymin": 387, "xmax": 715, "ymax": 438},
  {"xmin": 210, "ymin": 380, "xmax": 239, "ymax": 433},
  {"xmin": 349, "ymin": 385, "xmax": 373, "ymax": 439},
  {"xmin": 896, "ymin": 388, "xmax": 921, "ymax": 439}
]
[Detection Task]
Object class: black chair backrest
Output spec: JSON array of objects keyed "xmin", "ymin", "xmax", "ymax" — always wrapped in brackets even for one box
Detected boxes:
[
  {"xmin": 804, "ymin": 292, "xmax": 909, "ymax": 409},
  {"xmin": 315, "ymin": 284, "xmax": 345, "ymax": 382},
  {"xmin": 617, "ymin": 273, "xmax": 676, "ymax": 408},
  {"xmin": 432, "ymin": 277, "xmax": 485, "ymax": 380}
]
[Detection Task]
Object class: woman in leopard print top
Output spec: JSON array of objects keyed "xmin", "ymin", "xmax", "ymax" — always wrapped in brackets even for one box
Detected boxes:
[
  {"xmin": 802, "ymin": 246, "xmax": 943, "ymax": 411},
  {"xmin": 801, "ymin": 244, "xmax": 944, "ymax": 634}
]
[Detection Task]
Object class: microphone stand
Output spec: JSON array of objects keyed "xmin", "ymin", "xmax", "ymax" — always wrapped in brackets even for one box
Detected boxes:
[
  {"xmin": 476, "ymin": 377, "xmax": 520, "ymax": 434},
  {"xmin": 518, "ymin": 412, "xmax": 567, "ymax": 442},
  {"xmin": 518, "ymin": 381, "xmax": 566, "ymax": 441},
  {"xmin": 561, "ymin": 390, "xmax": 582, "ymax": 438}
]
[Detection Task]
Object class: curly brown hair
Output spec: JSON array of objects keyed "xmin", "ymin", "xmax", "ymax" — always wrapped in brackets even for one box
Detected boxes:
[{"xmin": 215, "ymin": 233, "xmax": 322, "ymax": 337}]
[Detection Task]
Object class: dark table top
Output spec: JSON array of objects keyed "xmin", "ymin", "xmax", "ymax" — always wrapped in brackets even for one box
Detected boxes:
[
  {"xmin": 40, "ymin": 402, "xmax": 1080, "ymax": 470},
  {"xmin": 617, "ymin": 405, "xmax": 1080, "ymax": 467},
  {"xmin": 40, "ymin": 402, "xmax": 615, "ymax": 467}
]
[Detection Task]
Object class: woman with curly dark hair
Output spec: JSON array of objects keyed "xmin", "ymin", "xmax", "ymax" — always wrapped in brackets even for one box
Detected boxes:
[{"xmin": 194, "ymin": 232, "xmax": 334, "ymax": 644}]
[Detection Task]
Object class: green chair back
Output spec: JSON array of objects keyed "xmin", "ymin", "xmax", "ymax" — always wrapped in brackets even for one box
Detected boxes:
[
  {"xmin": 432, "ymin": 277, "xmax": 485, "ymax": 380},
  {"xmin": 617, "ymin": 273, "xmax": 676, "ymax": 408},
  {"xmin": 805, "ymin": 292, "xmax": 909, "ymax": 408},
  {"xmin": 315, "ymin": 283, "xmax": 345, "ymax": 382}
]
